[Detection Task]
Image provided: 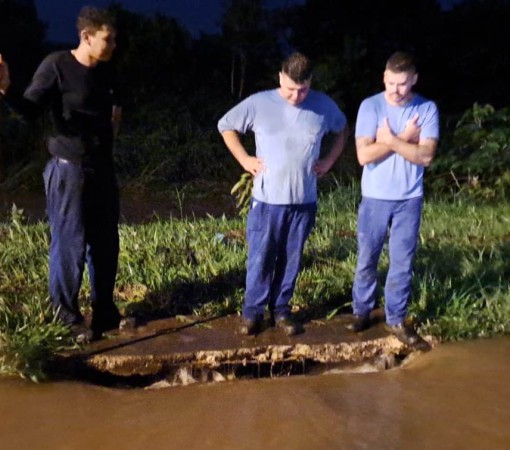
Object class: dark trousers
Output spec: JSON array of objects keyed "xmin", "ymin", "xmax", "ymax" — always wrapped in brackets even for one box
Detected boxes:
[
  {"xmin": 352, "ymin": 196, "xmax": 423, "ymax": 325},
  {"xmin": 43, "ymin": 157, "xmax": 120, "ymax": 327},
  {"xmin": 244, "ymin": 200, "xmax": 316, "ymax": 320}
]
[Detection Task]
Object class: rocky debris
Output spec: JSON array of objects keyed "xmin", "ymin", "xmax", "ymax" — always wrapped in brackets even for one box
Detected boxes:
[
  {"xmin": 85, "ymin": 336, "xmax": 411, "ymax": 377},
  {"xmin": 54, "ymin": 314, "xmax": 436, "ymax": 387}
]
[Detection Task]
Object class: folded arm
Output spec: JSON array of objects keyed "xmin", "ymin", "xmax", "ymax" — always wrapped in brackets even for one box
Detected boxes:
[{"xmin": 357, "ymin": 114, "xmax": 437, "ymax": 167}]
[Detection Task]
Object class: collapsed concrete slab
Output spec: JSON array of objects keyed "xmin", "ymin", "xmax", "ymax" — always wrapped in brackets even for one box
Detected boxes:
[{"xmin": 53, "ymin": 314, "xmax": 435, "ymax": 386}]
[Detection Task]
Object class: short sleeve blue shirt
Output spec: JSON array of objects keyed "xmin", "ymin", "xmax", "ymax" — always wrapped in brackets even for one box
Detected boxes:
[
  {"xmin": 355, "ymin": 92, "xmax": 439, "ymax": 200},
  {"xmin": 218, "ymin": 89, "xmax": 347, "ymax": 204}
]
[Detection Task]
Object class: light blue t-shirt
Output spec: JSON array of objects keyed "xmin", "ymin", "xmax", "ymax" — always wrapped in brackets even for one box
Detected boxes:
[
  {"xmin": 355, "ymin": 92, "xmax": 439, "ymax": 200},
  {"xmin": 218, "ymin": 89, "xmax": 347, "ymax": 205}
]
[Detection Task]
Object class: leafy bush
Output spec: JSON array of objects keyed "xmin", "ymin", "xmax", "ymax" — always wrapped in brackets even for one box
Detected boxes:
[
  {"xmin": 429, "ymin": 103, "xmax": 510, "ymax": 199},
  {"xmin": 0, "ymin": 208, "xmax": 68, "ymax": 381}
]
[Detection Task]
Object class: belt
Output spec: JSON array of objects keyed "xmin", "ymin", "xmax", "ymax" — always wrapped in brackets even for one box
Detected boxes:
[{"xmin": 56, "ymin": 156, "xmax": 81, "ymax": 165}]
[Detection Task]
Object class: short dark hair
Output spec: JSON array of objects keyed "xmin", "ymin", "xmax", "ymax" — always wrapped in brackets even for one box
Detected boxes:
[
  {"xmin": 386, "ymin": 51, "xmax": 417, "ymax": 73},
  {"xmin": 281, "ymin": 52, "xmax": 314, "ymax": 83},
  {"xmin": 76, "ymin": 6, "xmax": 115, "ymax": 34}
]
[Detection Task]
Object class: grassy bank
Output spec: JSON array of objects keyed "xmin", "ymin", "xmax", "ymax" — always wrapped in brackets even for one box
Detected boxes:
[{"xmin": 1, "ymin": 186, "xmax": 510, "ymax": 379}]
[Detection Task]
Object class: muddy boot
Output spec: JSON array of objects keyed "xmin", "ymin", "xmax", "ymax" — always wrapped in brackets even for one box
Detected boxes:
[
  {"xmin": 69, "ymin": 323, "xmax": 94, "ymax": 345},
  {"xmin": 275, "ymin": 316, "xmax": 302, "ymax": 336},
  {"xmin": 385, "ymin": 323, "xmax": 421, "ymax": 347},
  {"xmin": 239, "ymin": 317, "xmax": 262, "ymax": 336},
  {"xmin": 91, "ymin": 303, "xmax": 121, "ymax": 338},
  {"xmin": 345, "ymin": 314, "xmax": 370, "ymax": 333},
  {"xmin": 119, "ymin": 316, "xmax": 139, "ymax": 331}
]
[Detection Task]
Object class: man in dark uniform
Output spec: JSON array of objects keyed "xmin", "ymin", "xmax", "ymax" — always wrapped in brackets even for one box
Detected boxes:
[{"xmin": 0, "ymin": 6, "xmax": 127, "ymax": 343}]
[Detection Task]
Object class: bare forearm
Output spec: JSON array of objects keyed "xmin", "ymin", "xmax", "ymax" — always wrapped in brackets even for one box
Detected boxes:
[
  {"xmin": 357, "ymin": 142, "xmax": 394, "ymax": 165},
  {"xmin": 390, "ymin": 136, "xmax": 436, "ymax": 166},
  {"xmin": 221, "ymin": 130, "xmax": 263, "ymax": 175},
  {"xmin": 221, "ymin": 130, "xmax": 250, "ymax": 165},
  {"xmin": 314, "ymin": 126, "xmax": 349, "ymax": 177},
  {"xmin": 323, "ymin": 126, "xmax": 349, "ymax": 165},
  {"xmin": 0, "ymin": 54, "xmax": 10, "ymax": 95}
]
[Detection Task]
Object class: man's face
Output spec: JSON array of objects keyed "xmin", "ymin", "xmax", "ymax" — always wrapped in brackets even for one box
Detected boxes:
[
  {"xmin": 383, "ymin": 69, "xmax": 417, "ymax": 106},
  {"xmin": 278, "ymin": 72, "xmax": 311, "ymax": 106},
  {"xmin": 86, "ymin": 25, "xmax": 116, "ymax": 62}
]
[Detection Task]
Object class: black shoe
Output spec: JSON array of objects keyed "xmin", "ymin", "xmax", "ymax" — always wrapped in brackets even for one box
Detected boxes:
[
  {"xmin": 345, "ymin": 314, "xmax": 370, "ymax": 332},
  {"xmin": 385, "ymin": 323, "xmax": 421, "ymax": 346},
  {"xmin": 239, "ymin": 317, "xmax": 262, "ymax": 336},
  {"xmin": 69, "ymin": 324, "xmax": 94, "ymax": 345},
  {"xmin": 275, "ymin": 316, "xmax": 302, "ymax": 336},
  {"xmin": 119, "ymin": 316, "xmax": 138, "ymax": 331},
  {"xmin": 91, "ymin": 313, "xmax": 121, "ymax": 336}
]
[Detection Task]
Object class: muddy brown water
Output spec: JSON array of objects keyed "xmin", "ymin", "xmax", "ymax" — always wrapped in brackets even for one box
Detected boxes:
[{"xmin": 1, "ymin": 337, "xmax": 510, "ymax": 450}]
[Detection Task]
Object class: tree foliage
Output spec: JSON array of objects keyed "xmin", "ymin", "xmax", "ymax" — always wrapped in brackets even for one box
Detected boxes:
[
  {"xmin": 221, "ymin": 0, "xmax": 280, "ymax": 98},
  {"xmin": 109, "ymin": 4, "xmax": 194, "ymax": 106},
  {"xmin": 0, "ymin": 0, "xmax": 46, "ymax": 88},
  {"xmin": 428, "ymin": 103, "xmax": 510, "ymax": 199},
  {"xmin": 1, "ymin": 0, "xmax": 510, "ymax": 188}
]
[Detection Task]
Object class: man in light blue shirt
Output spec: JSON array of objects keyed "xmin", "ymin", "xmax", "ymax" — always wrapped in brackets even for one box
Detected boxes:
[
  {"xmin": 346, "ymin": 51, "xmax": 439, "ymax": 346},
  {"xmin": 218, "ymin": 52, "xmax": 348, "ymax": 336}
]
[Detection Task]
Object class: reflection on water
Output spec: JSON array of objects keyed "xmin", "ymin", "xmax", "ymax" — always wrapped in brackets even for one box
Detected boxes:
[{"xmin": 1, "ymin": 337, "xmax": 510, "ymax": 450}]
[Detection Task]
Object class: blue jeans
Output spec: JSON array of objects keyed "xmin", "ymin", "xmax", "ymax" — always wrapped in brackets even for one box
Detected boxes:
[
  {"xmin": 244, "ymin": 200, "xmax": 316, "ymax": 320},
  {"xmin": 352, "ymin": 196, "xmax": 423, "ymax": 325},
  {"xmin": 43, "ymin": 157, "xmax": 120, "ymax": 327}
]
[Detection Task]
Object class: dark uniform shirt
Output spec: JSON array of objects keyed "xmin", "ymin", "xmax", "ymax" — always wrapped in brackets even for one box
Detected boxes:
[{"xmin": 4, "ymin": 50, "xmax": 119, "ymax": 165}]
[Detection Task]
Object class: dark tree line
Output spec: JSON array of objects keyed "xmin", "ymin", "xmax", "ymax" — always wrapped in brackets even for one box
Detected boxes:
[
  {"xmin": 1, "ymin": 0, "xmax": 510, "ymax": 183},
  {"xmin": 2, "ymin": 0, "xmax": 508, "ymax": 115}
]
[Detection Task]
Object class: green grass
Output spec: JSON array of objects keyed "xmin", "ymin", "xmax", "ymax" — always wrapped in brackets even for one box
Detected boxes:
[
  {"xmin": 411, "ymin": 197, "xmax": 510, "ymax": 339},
  {"xmin": 1, "ymin": 186, "xmax": 510, "ymax": 379}
]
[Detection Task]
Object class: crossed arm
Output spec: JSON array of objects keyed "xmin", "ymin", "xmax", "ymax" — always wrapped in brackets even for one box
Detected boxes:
[{"xmin": 356, "ymin": 114, "xmax": 437, "ymax": 167}]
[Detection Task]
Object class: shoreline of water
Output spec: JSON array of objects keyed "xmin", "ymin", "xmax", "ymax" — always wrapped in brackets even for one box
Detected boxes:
[{"xmin": 1, "ymin": 337, "xmax": 510, "ymax": 450}]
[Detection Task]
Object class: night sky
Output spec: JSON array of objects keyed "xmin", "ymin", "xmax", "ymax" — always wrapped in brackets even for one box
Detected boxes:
[{"xmin": 34, "ymin": 0, "xmax": 307, "ymax": 43}]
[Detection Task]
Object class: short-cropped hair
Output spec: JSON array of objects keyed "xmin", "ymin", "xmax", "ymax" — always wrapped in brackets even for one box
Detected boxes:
[
  {"xmin": 281, "ymin": 52, "xmax": 314, "ymax": 83},
  {"xmin": 386, "ymin": 51, "xmax": 417, "ymax": 73},
  {"xmin": 76, "ymin": 6, "xmax": 115, "ymax": 34}
]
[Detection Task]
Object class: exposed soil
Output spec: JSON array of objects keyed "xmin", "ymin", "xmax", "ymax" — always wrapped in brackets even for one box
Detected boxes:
[{"xmin": 0, "ymin": 181, "xmax": 238, "ymax": 224}]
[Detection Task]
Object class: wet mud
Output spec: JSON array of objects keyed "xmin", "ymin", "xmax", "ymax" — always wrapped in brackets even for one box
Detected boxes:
[
  {"xmin": 1, "ymin": 337, "xmax": 510, "ymax": 449},
  {"xmin": 51, "ymin": 314, "xmax": 433, "ymax": 388}
]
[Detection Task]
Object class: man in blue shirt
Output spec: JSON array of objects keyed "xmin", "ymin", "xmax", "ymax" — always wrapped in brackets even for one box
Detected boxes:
[
  {"xmin": 218, "ymin": 52, "xmax": 348, "ymax": 335},
  {"xmin": 346, "ymin": 51, "xmax": 439, "ymax": 346}
]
